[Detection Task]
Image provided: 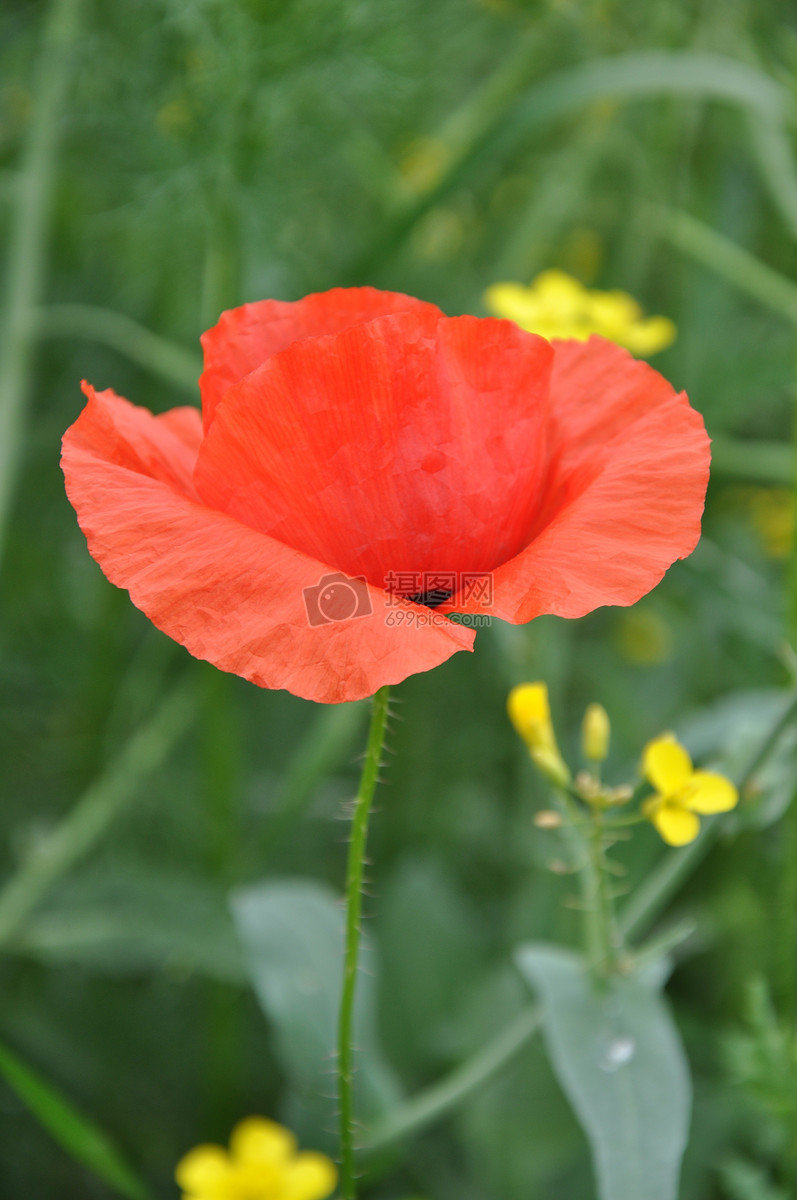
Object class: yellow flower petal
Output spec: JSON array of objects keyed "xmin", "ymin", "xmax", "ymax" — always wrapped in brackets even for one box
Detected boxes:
[
  {"xmin": 622, "ymin": 315, "xmax": 677, "ymax": 356},
  {"xmin": 175, "ymin": 1145, "xmax": 234, "ymax": 1198},
  {"xmin": 281, "ymin": 1151, "xmax": 338, "ymax": 1200},
  {"xmin": 686, "ymin": 771, "xmax": 739, "ymax": 815},
  {"xmin": 642, "ymin": 734, "xmax": 693, "ymax": 795},
  {"xmin": 507, "ymin": 682, "xmax": 551, "ymax": 743},
  {"xmin": 588, "ymin": 290, "xmax": 641, "ymax": 335},
  {"xmin": 229, "ymin": 1116, "xmax": 296, "ymax": 1165},
  {"xmin": 646, "ymin": 798, "xmax": 701, "ymax": 846},
  {"xmin": 483, "ymin": 282, "xmax": 542, "ymax": 327},
  {"xmin": 483, "ymin": 270, "xmax": 675, "ymax": 356},
  {"xmin": 507, "ymin": 683, "xmax": 570, "ymax": 783},
  {"xmin": 533, "ymin": 269, "xmax": 586, "ymax": 315}
]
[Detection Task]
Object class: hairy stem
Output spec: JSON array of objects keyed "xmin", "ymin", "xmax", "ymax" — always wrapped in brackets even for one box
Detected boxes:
[{"xmin": 338, "ymin": 686, "xmax": 391, "ymax": 1199}]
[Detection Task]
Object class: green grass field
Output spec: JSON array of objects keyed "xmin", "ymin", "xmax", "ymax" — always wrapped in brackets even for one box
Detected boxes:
[{"xmin": 2, "ymin": 1, "xmax": 797, "ymax": 1197}]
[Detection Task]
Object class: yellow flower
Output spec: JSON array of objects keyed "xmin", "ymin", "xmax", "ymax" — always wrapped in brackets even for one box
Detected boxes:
[
  {"xmin": 582, "ymin": 703, "xmax": 610, "ymax": 763},
  {"xmin": 641, "ymin": 734, "xmax": 738, "ymax": 846},
  {"xmin": 507, "ymin": 682, "xmax": 570, "ymax": 786},
  {"xmin": 483, "ymin": 269, "xmax": 676, "ymax": 356},
  {"xmin": 175, "ymin": 1117, "xmax": 337, "ymax": 1200},
  {"xmin": 748, "ymin": 487, "xmax": 795, "ymax": 558}
]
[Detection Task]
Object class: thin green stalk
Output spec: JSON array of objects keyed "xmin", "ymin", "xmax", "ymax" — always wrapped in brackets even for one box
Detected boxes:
[
  {"xmin": 790, "ymin": 339, "xmax": 797, "ymax": 653},
  {"xmin": 773, "ymin": 783, "xmax": 797, "ymax": 1021},
  {"xmin": 620, "ymin": 690, "xmax": 797, "ymax": 942},
  {"xmin": 362, "ymin": 1002, "xmax": 543, "ymax": 1152},
  {"xmin": 0, "ymin": 0, "xmax": 83, "ymax": 563},
  {"xmin": 773, "ymin": 333, "xmax": 797, "ymax": 1021},
  {"xmin": 710, "ymin": 436, "xmax": 793, "ymax": 485},
  {"xmin": 651, "ymin": 206, "xmax": 797, "ymax": 324},
  {"xmin": 555, "ymin": 789, "xmax": 619, "ymax": 981},
  {"xmin": 200, "ymin": 667, "xmax": 243, "ymax": 1130},
  {"xmin": 586, "ymin": 809, "xmax": 621, "ymax": 979},
  {"xmin": 338, "ymin": 686, "xmax": 391, "ymax": 1200},
  {"xmin": 0, "ymin": 680, "xmax": 196, "ymax": 945},
  {"xmin": 35, "ymin": 303, "xmax": 200, "ymax": 393}
]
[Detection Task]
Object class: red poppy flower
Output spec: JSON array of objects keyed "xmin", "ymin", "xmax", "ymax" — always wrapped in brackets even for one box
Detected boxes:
[{"xmin": 61, "ymin": 286, "xmax": 709, "ymax": 704}]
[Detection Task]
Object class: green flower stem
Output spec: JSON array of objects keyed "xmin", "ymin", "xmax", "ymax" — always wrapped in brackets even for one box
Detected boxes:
[
  {"xmin": 338, "ymin": 686, "xmax": 391, "ymax": 1200},
  {"xmin": 362, "ymin": 1002, "xmax": 543, "ymax": 1153},
  {"xmin": 620, "ymin": 689, "xmax": 797, "ymax": 943},
  {"xmin": 0, "ymin": 0, "xmax": 84, "ymax": 563},
  {"xmin": 586, "ymin": 808, "xmax": 621, "ymax": 979},
  {"xmin": 0, "ymin": 681, "xmax": 196, "ymax": 946},
  {"xmin": 555, "ymin": 789, "xmax": 619, "ymax": 981}
]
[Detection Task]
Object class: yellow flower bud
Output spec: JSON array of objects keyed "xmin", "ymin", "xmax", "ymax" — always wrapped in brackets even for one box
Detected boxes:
[
  {"xmin": 534, "ymin": 809, "xmax": 563, "ymax": 829},
  {"xmin": 582, "ymin": 703, "xmax": 610, "ymax": 762},
  {"xmin": 507, "ymin": 682, "xmax": 571, "ymax": 785}
]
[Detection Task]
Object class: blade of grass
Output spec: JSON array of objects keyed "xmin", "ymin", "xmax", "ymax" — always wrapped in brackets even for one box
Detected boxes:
[
  {"xmin": 651, "ymin": 207, "xmax": 797, "ymax": 324},
  {"xmin": 346, "ymin": 51, "xmax": 795, "ymax": 280},
  {"xmin": 362, "ymin": 1002, "xmax": 543, "ymax": 1152},
  {"xmin": 709, "ymin": 437, "xmax": 793, "ymax": 485},
  {"xmin": 0, "ymin": 679, "xmax": 196, "ymax": 946},
  {"xmin": 0, "ymin": 1037, "xmax": 151, "ymax": 1199},
  {"xmin": 749, "ymin": 113, "xmax": 797, "ymax": 242},
  {"xmin": 36, "ymin": 304, "xmax": 201, "ymax": 393},
  {"xmin": 0, "ymin": 0, "xmax": 84, "ymax": 565}
]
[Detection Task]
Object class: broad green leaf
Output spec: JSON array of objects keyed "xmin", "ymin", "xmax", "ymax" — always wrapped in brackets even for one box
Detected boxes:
[
  {"xmin": 13, "ymin": 864, "xmax": 245, "ymax": 982},
  {"xmin": 515, "ymin": 944, "xmax": 691, "ymax": 1200},
  {"xmin": 678, "ymin": 689, "xmax": 797, "ymax": 830},
  {"xmin": 231, "ymin": 878, "xmax": 401, "ymax": 1138},
  {"xmin": 0, "ymin": 1037, "xmax": 150, "ymax": 1199},
  {"xmin": 378, "ymin": 855, "xmax": 484, "ymax": 1071}
]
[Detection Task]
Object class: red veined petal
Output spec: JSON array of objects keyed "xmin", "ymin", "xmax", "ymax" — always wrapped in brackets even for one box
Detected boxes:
[
  {"xmin": 452, "ymin": 336, "xmax": 710, "ymax": 621},
  {"xmin": 195, "ymin": 311, "xmax": 553, "ymax": 592},
  {"xmin": 62, "ymin": 386, "xmax": 473, "ymax": 703},
  {"xmin": 200, "ymin": 286, "xmax": 441, "ymax": 432},
  {"xmin": 75, "ymin": 381, "xmax": 203, "ymax": 496}
]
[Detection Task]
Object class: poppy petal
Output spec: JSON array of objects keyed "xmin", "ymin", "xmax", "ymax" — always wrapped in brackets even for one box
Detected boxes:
[
  {"xmin": 687, "ymin": 771, "xmax": 738, "ymax": 814},
  {"xmin": 195, "ymin": 312, "xmax": 553, "ymax": 589},
  {"xmin": 62, "ymin": 387, "xmax": 473, "ymax": 704},
  {"xmin": 642, "ymin": 733, "xmax": 694, "ymax": 795},
  {"xmin": 200, "ymin": 286, "xmax": 441, "ymax": 431},
  {"xmin": 75, "ymin": 381, "xmax": 203, "ymax": 496},
  {"xmin": 455, "ymin": 337, "xmax": 709, "ymax": 622}
]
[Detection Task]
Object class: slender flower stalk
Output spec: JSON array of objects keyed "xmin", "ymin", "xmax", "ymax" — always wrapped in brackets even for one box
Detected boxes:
[
  {"xmin": 338, "ymin": 685, "xmax": 391, "ymax": 1200},
  {"xmin": 0, "ymin": 0, "xmax": 83, "ymax": 563}
]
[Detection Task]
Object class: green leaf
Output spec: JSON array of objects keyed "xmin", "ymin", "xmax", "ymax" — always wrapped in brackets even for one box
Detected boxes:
[
  {"xmin": 0, "ymin": 1037, "xmax": 150, "ymax": 1199},
  {"xmin": 678, "ymin": 689, "xmax": 797, "ymax": 830},
  {"xmin": 515, "ymin": 944, "xmax": 691, "ymax": 1200},
  {"xmin": 378, "ymin": 855, "xmax": 484, "ymax": 1072},
  {"xmin": 13, "ymin": 864, "xmax": 246, "ymax": 982},
  {"xmin": 231, "ymin": 878, "xmax": 402, "ymax": 1137}
]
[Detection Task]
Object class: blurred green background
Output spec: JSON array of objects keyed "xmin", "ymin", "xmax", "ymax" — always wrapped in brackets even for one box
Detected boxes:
[{"xmin": 2, "ymin": 0, "xmax": 797, "ymax": 1197}]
